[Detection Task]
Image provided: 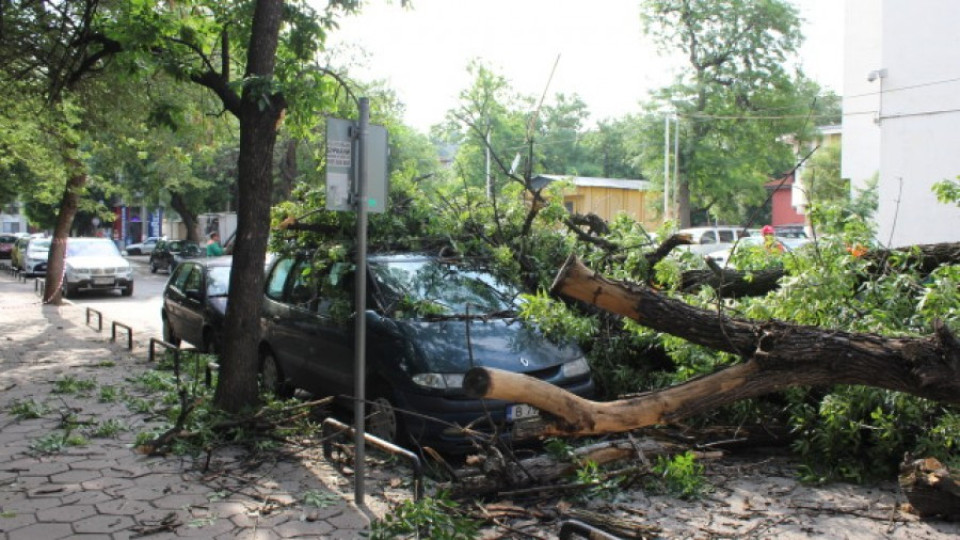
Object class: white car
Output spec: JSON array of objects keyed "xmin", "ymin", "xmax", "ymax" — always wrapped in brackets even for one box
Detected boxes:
[
  {"xmin": 22, "ymin": 237, "xmax": 51, "ymax": 277},
  {"xmin": 124, "ymin": 236, "xmax": 163, "ymax": 255},
  {"xmin": 63, "ymin": 238, "xmax": 134, "ymax": 298},
  {"xmin": 678, "ymin": 226, "xmax": 754, "ymax": 256},
  {"xmin": 707, "ymin": 236, "xmax": 794, "ymax": 268}
]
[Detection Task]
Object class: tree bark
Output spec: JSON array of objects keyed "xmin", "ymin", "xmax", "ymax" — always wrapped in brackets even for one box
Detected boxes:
[
  {"xmin": 168, "ymin": 192, "xmax": 198, "ymax": 242},
  {"xmin": 213, "ymin": 0, "xmax": 284, "ymax": 413},
  {"xmin": 463, "ymin": 255, "xmax": 960, "ymax": 438},
  {"xmin": 43, "ymin": 142, "xmax": 85, "ymax": 305}
]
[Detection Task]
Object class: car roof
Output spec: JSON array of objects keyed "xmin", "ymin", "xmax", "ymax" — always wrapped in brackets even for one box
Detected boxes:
[
  {"xmin": 181, "ymin": 255, "xmax": 233, "ymax": 268},
  {"xmin": 68, "ymin": 237, "xmax": 114, "ymax": 244}
]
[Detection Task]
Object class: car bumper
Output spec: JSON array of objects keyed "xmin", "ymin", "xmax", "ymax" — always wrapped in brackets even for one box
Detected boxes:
[
  {"xmin": 394, "ymin": 376, "xmax": 595, "ymax": 453},
  {"xmin": 69, "ymin": 277, "xmax": 133, "ymax": 291},
  {"xmin": 24, "ymin": 261, "xmax": 47, "ymax": 276}
]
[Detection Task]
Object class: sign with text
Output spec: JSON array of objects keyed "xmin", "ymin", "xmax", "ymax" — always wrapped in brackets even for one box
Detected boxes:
[{"xmin": 326, "ymin": 117, "xmax": 389, "ymax": 213}]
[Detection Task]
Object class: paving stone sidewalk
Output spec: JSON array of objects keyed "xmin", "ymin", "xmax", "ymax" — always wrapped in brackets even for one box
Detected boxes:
[{"xmin": 0, "ymin": 272, "xmax": 390, "ymax": 539}]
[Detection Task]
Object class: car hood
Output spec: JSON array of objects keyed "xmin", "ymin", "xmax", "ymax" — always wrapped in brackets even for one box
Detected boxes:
[
  {"xmin": 65, "ymin": 256, "xmax": 130, "ymax": 269},
  {"xmin": 383, "ymin": 317, "xmax": 582, "ymax": 374}
]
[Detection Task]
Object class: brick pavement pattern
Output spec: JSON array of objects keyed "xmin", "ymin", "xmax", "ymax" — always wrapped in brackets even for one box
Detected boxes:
[{"xmin": 0, "ymin": 272, "xmax": 378, "ymax": 539}]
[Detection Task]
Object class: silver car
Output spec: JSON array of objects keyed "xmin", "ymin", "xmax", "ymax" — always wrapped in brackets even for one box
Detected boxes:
[
  {"xmin": 125, "ymin": 236, "xmax": 163, "ymax": 256},
  {"xmin": 62, "ymin": 238, "xmax": 134, "ymax": 298},
  {"xmin": 22, "ymin": 237, "xmax": 51, "ymax": 277}
]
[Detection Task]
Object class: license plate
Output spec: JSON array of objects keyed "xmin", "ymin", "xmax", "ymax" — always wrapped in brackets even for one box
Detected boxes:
[
  {"xmin": 93, "ymin": 277, "xmax": 114, "ymax": 285},
  {"xmin": 506, "ymin": 403, "xmax": 539, "ymax": 421}
]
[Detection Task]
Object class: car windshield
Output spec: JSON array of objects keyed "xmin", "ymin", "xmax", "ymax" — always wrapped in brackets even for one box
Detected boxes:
[
  {"xmin": 206, "ymin": 266, "xmax": 231, "ymax": 297},
  {"xmin": 67, "ymin": 239, "xmax": 121, "ymax": 257},
  {"xmin": 177, "ymin": 242, "xmax": 202, "ymax": 256},
  {"xmin": 369, "ymin": 258, "xmax": 518, "ymax": 318},
  {"xmin": 27, "ymin": 239, "xmax": 51, "ymax": 252}
]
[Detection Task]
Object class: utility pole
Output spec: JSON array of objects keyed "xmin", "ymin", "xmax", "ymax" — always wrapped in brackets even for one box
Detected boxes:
[{"xmin": 663, "ymin": 113, "xmax": 671, "ymax": 221}]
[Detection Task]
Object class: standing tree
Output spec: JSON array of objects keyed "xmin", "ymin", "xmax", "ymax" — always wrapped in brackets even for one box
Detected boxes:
[
  {"xmin": 0, "ymin": 0, "xmax": 118, "ymax": 304},
  {"xmin": 105, "ymin": 0, "xmax": 362, "ymax": 411},
  {"xmin": 640, "ymin": 0, "xmax": 815, "ymax": 226}
]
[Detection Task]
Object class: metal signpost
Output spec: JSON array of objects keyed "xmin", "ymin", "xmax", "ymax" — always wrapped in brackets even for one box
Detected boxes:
[{"xmin": 325, "ymin": 98, "xmax": 388, "ymax": 506}]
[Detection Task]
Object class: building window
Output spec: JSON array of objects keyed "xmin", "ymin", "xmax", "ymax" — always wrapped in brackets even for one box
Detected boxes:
[{"xmin": 564, "ymin": 201, "xmax": 575, "ymax": 213}]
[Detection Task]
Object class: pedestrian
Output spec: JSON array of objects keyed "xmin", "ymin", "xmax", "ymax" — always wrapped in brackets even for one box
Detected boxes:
[
  {"xmin": 760, "ymin": 225, "xmax": 784, "ymax": 253},
  {"xmin": 206, "ymin": 232, "xmax": 223, "ymax": 256}
]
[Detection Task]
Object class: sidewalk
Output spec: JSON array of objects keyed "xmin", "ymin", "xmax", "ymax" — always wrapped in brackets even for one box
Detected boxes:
[{"xmin": 0, "ymin": 272, "xmax": 388, "ymax": 539}]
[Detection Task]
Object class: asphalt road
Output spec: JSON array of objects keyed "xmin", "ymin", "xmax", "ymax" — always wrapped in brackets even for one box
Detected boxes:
[{"xmin": 65, "ymin": 255, "xmax": 168, "ymax": 338}]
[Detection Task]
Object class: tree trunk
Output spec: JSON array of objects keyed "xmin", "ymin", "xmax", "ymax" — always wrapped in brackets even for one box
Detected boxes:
[
  {"xmin": 168, "ymin": 192, "xmax": 199, "ymax": 242},
  {"xmin": 277, "ymin": 138, "xmax": 298, "ymax": 200},
  {"xmin": 213, "ymin": 0, "xmax": 284, "ymax": 413},
  {"xmin": 463, "ymin": 255, "xmax": 960, "ymax": 437},
  {"xmin": 43, "ymin": 143, "xmax": 85, "ymax": 305}
]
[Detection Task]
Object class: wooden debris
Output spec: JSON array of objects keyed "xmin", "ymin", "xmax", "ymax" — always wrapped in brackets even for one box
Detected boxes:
[{"xmin": 899, "ymin": 456, "xmax": 960, "ymax": 521}]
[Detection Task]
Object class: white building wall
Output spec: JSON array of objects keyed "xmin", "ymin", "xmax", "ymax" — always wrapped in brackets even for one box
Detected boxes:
[{"xmin": 843, "ymin": 0, "xmax": 960, "ymax": 247}]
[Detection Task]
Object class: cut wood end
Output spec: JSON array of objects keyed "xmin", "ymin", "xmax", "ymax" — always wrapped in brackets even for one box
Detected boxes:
[{"xmin": 463, "ymin": 367, "xmax": 493, "ymax": 398}]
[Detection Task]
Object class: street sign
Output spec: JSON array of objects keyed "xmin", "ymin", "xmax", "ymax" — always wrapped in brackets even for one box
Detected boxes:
[{"xmin": 325, "ymin": 117, "xmax": 389, "ymax": 213}]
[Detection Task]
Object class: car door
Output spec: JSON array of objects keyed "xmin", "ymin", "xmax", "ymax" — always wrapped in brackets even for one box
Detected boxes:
[
  {"xmin": 261, "ymin": 257, "xmax": 353, "ymax": 397},
  {"xmin": 164, "ymin": 263, "xmax": 191, "ymax": 339},
  {"xmin": 169, "ymin": 263, "xmax": 205, "ymax": 347}
]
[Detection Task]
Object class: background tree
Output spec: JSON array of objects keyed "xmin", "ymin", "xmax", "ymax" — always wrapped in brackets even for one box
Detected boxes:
[
  {"xmin": 640, "ymin": 0, "xmax": 818, "ymax": 226},
  {"xmin": 105, "ymin": 0, "xmax": 365, "ymax": 411},
  {"xmin": 578, "ymin": 116, "xmax": 646, "ymax": 179}
]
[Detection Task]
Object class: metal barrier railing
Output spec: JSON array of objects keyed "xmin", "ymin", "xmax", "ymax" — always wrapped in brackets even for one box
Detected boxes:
[
  {"xmin": 148, "ymin": 338, "xmax": 180, "ymax": 364},
  {"xmin": 559, "ymin": 519, "xmax": 623, "ymax": 540},
  {"xmin": 321, "ymin": 416, "xmax": 424, "ymax": 501},
  {"xmin": 85, "ymin": 307, "xmax": 103, "ymax": 332},
  {"xmin": 111, "ymin": 321, "xmax": 133, "ymax": 350}
]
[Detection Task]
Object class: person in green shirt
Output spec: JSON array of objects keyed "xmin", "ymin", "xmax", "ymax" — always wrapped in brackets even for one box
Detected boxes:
[{"xmin": 206, "ymin": 232, "xmax": 224, "ymax": 257}]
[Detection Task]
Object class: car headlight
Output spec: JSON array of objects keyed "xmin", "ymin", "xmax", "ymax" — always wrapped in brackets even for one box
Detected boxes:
[
  {"xmin": 412, "ymin": 373, "xmax": 465, "ymax": 390},
  {"xmin": 561, "ymin": 357, "xmax": 590, "ymax": 379}
]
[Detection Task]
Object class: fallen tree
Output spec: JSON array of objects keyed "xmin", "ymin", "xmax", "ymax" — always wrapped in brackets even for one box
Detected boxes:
[{"xmin": 463, "ymin": 254, "xmax": 960, "ymax": 437}]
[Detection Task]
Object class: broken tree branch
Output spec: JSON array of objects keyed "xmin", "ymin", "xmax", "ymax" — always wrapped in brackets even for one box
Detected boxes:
[{"xmin": 463, "ymin": 255, "xmax": 960, "ymax": 438}]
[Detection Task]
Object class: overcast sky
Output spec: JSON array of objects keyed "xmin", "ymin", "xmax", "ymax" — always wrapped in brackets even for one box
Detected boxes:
[{"xmin": 326, "ymin": 0, "xmax": 845, "ymax": 132}]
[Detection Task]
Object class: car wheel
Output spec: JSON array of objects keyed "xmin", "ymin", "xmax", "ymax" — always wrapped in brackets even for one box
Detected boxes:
[
  {"xmin": 62, "ymin": 282, "xmax": 77, "ymax": 299},
  {"xmin": 121, "ymin": 282, "xmax": 134, "ymax": 297},
  {"xmin": 259, "ymin": 351, "xmax": 293, "ymax": 398},
  {"xmin": 162, "ymin": 314, "xmax": 180, "ymax": 347},
  {"xmin": 150, "ymin": 260, "xmax": 158, "ymax": 274},
  {"xmin": 129, "ymin": 248, "xmax": 140, "ymax": 256},
  {"xmin": 367, "ymin": 383, "xmax": 407, "ymax": 445}
]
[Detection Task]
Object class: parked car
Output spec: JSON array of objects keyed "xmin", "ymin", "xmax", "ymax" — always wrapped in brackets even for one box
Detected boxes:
[
  {"xmin": 161, "ymin": 257, "xmax": 232, "ymax": 353},
  {"xmin": 62, "ymin": 237, "xmax": 134, "ymax": 298},
  {"xmin": 21, "ymin": 237, "xmax": 51, "ymax": 277},
  {"xmin": 125, "ymin": 236, "xmax": 163, "ymax": 256},
  {"xmin": 258, "ymin": 253, "xmax": 595, "ymax": 452},
  {"xmin": 678, "ymin": 226, "xmax": 754, "ymax": 256},
  {"xmin": 11, "ymin": 235, "xmax": 30, "ymax": 270},
  {"xmin": 149, "ymin": 239, "xmax": 202, "ymax": 274},
  {"xmin": 707, "ymin": 236, "xmax": 788, "ymax": 268},
  {"xmin": 0, "ymin": 234, "xmax": 16, "ymax": 260}
]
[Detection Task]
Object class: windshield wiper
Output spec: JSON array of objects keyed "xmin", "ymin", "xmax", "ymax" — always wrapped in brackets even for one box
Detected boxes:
[{"xmin": 420, "ymin": 308, "xmax": 517, "ymax": 322}]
